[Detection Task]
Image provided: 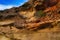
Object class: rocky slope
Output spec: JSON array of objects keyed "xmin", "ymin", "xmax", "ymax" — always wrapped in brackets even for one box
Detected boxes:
[{"xmin": 0, "ymin": 0, "xmax": 60, "ymax": 40}]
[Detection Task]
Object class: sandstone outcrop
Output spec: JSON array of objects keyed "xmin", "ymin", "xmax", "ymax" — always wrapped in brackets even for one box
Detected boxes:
[{"xmin": 0, "ymin": 0, "xmax": 60, "ymax": 40}]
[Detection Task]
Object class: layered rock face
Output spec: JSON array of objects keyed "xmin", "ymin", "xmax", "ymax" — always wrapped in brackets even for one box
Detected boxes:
[{"xmin": 0, "ymin": 0, "xmax": 60, "ymax": 40}]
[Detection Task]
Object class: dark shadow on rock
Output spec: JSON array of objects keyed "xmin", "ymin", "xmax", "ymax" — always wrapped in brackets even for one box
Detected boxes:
[{"xmin": 33, "ymin": 23, "xmax": 53, "ymax": 31}]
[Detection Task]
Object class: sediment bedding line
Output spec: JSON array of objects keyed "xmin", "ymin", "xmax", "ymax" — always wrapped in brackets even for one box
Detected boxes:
[
  {"xmin": 25, "ymin": 19, "xmax": 60, "ymax": 29},
  {"xmin": 0, "ymin": 20, "xmax": 15, "ymax": 25}
]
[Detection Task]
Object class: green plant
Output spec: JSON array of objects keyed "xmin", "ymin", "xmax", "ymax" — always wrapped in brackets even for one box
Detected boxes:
[{"xmin": 35, "ymin": 10, "xmax": 46, "ymax": 18}]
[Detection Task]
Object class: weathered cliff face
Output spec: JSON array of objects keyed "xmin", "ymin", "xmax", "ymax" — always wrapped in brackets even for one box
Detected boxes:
[{"xmin": 0, "ymin": 0, "xmax": 60, "ymax": 40}]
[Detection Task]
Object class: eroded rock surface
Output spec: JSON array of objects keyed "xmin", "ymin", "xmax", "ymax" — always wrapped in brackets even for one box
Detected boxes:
[{"xmin": 0, "ymin": 0, "xmax": 60, "ymax": 40}]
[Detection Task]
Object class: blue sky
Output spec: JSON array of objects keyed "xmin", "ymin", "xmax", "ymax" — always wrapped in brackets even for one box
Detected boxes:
[{"xmin": 0, "ymin": 0, "xmax": 28, "ymax": 10}]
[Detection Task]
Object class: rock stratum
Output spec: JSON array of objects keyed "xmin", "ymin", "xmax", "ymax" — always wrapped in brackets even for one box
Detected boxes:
[{"xmin": 0, "ymin": 0, "xmax": 60, "ymax": 40}]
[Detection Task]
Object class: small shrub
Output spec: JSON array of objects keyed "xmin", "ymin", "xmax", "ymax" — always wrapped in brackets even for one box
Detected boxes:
[{"xmin": 35, "ymin": 10, "xmax": 46, "ymax": 18}]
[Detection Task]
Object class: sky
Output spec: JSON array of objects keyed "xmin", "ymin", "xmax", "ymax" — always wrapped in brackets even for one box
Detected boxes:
[{"xmin": 0, "ymin": 0, "xmax": 28, "ymax": 10}]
